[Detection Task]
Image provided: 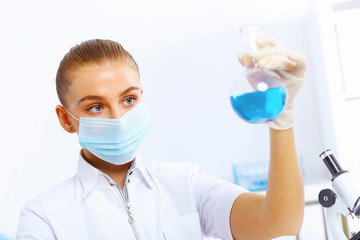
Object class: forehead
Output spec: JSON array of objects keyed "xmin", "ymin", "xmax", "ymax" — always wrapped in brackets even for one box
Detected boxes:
[
  {"xmin": 69, "ymin": 61, "xmax": 139, "ymax": 89},
  {"xmin": 66, "ymin": 62, "xmax": 141, "ymax": 104}
]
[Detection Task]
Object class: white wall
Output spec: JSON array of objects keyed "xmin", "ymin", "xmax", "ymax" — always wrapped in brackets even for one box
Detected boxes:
[
  {"xmin": 0, "ymin": 0, "xmax": 330, "ymax": 237},
  {"xmin": 306, "ymin": 0, "xmax": 360, "ymax": 177}
]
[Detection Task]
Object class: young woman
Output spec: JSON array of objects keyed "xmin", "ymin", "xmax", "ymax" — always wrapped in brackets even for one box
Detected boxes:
[{"xmin": 17, "ymin": 38, "xmax": 306, "ymax": 240}]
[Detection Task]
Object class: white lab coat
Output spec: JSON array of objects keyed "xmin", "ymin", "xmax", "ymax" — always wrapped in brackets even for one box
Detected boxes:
[{"xmin": 17, "ymin": 154, "xmax": 247, "ymax": 240}]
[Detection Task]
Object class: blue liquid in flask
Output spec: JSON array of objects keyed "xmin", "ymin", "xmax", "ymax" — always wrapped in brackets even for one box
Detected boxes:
[{"xmin": 230, "ymin": 86, "xmax": 287, "ymax": 123}]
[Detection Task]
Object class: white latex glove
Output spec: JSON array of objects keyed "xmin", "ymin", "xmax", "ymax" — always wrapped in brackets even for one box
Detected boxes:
[{"xmin": 238, "ymin": 35, "xmax": 307, "ymax": 130}]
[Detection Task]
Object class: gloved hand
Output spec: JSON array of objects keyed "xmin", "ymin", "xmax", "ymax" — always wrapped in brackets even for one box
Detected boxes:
[{"xmin": 237, "ymin": 35, "xmax": 307, "ymax": 130}]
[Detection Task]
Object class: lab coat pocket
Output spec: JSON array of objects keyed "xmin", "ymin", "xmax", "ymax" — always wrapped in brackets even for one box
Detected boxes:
[{"xmin": 161, "ymin": 213, "xmax": 203, "ymax": 240}]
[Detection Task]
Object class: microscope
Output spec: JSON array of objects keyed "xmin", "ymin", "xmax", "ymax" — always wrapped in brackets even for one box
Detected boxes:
[{"xmin": 319, "ymin": 149, "xmax": 360, "ymax": 240}]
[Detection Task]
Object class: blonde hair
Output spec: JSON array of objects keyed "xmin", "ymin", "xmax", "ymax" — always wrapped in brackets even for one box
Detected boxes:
[{"xmin": 56, "ymin": 39, "xmax": 138, "ymax": 106}]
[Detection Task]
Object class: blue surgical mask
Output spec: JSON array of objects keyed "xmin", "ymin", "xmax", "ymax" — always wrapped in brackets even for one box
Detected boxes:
[{"xmin": 65, "ymin": 102, "xmax": 151, "ymax": 165}]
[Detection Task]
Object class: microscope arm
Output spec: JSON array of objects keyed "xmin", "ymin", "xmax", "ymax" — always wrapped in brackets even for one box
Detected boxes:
[
  {"xmin": 319, "ymin": 150, "xmax": 360, "ymax": 240},
  {"xmin": 325, "ymin": 190, "xmax": 349, "ymax": 240}
]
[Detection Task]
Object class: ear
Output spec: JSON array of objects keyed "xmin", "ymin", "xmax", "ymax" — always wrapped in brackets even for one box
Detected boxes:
[
  {"xmin": 55, "ymin": 105, "xmax": 76, "ymax": 133},
  {"xmin": 141, "ymin": 88, "xmax": 143, "ymax": 96}
]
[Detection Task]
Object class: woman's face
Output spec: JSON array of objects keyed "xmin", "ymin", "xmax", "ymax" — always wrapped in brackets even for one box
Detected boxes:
[{"xmin": 56, "ymin": 61, "xmax": 142, "ymax": 133}]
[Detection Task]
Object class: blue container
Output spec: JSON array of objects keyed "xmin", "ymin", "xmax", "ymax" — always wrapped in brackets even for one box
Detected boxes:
[
  {"xmin": 230, "ymin": 86, "xmax": 287, "ymax": 124},
  {"xmin": 0, "ymin": 234, "xmax": 13, "ymax": 240},
  {"xmin": 233, "ymin": 156, "xmax": 304, "ymax": 192},
  {"xmin": 233, "ymin": 162, "xmax": 269, "ymax": 192}
]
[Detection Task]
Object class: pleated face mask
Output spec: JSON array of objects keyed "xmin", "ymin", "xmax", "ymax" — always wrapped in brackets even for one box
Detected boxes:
[{"xmin": 66, "ymin": 102, "xmax": 151, "ymax": 165}]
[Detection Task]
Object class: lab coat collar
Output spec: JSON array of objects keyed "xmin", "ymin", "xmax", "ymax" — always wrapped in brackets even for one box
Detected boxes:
[
  {"xmin": 133, "ymin": 154, "xmax": 155, "ymax": 190},
  {"xmin": 76, "ymin": 152, "xmax": 155, "ymax": 198}
]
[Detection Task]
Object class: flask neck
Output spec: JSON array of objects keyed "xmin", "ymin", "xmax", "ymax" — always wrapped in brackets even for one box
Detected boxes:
[{"xmin": 240, "ymin": 26, "xmax": 262, "ymax": 70}]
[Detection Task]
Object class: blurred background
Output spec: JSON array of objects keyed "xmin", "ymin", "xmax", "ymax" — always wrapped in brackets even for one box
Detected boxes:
[{"xmin": 1, "ymin": 0, "xmax": 359, "ymax": 239}]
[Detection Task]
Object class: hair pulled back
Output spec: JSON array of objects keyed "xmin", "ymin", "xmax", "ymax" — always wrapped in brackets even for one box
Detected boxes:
[{"xmin": 56, "ymin": 39, "xmax": 138, "ymax": 107}]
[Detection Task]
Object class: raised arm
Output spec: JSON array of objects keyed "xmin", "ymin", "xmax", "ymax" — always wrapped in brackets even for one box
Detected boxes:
[
  {"xmin": 230, "ymin": 127, "xmax": 304, "ymax": 239},
  {"xmin": 230, "ymin": 35, "xmax": 307, "ymax": 239}
]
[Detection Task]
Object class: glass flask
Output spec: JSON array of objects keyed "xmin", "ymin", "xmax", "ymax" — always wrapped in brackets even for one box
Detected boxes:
[{"xmin": 230, "ymin": 26, "xmax": 288, "ymax": 123}]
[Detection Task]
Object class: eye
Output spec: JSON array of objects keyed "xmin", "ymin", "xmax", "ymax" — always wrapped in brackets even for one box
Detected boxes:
[
  {"xmin": 123, "ymin": 96, "xmax": 137, "ymax": 105},
  {"xmin": 86, "ymin": 105, "xmax": 104, "ymax": 113}
]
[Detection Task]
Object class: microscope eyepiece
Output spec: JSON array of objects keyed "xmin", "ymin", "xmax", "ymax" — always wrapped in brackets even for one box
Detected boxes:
[{"xmin": 320, "ymin": 149, "xmax": 347, "ymax": 181}]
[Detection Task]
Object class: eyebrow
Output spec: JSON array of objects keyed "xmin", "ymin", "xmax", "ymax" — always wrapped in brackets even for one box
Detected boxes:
[
  {"xmin": 77, "ymin": 86, "xmax": 140, "ymax": 105},
  {"xmin": 77, "ymin": 95, "xmax": 105, "ymax": 105},
  {"xmin": 120, "ymin": 86, "xmax": 140, "ymax": 97}
]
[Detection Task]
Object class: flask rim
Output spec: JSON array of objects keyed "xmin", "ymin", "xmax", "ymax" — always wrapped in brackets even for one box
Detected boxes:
[{"xmin": 239, "ymin": 25, "xmax": 262, "ymax": 33}]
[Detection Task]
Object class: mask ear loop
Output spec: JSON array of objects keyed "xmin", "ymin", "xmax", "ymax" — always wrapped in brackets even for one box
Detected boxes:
[
  {"xmin": 63, "ymin": 107, "xmax": 79, "ymax": 133},
  {"xmin": 63, "ymin": 107, "xmax": 80, "ymax": 121}
]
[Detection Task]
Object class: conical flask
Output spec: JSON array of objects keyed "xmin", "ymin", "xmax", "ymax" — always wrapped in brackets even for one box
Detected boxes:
[{"xmin": 230, "ymin": 26, "xmax": 288, "ymax": 123}]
